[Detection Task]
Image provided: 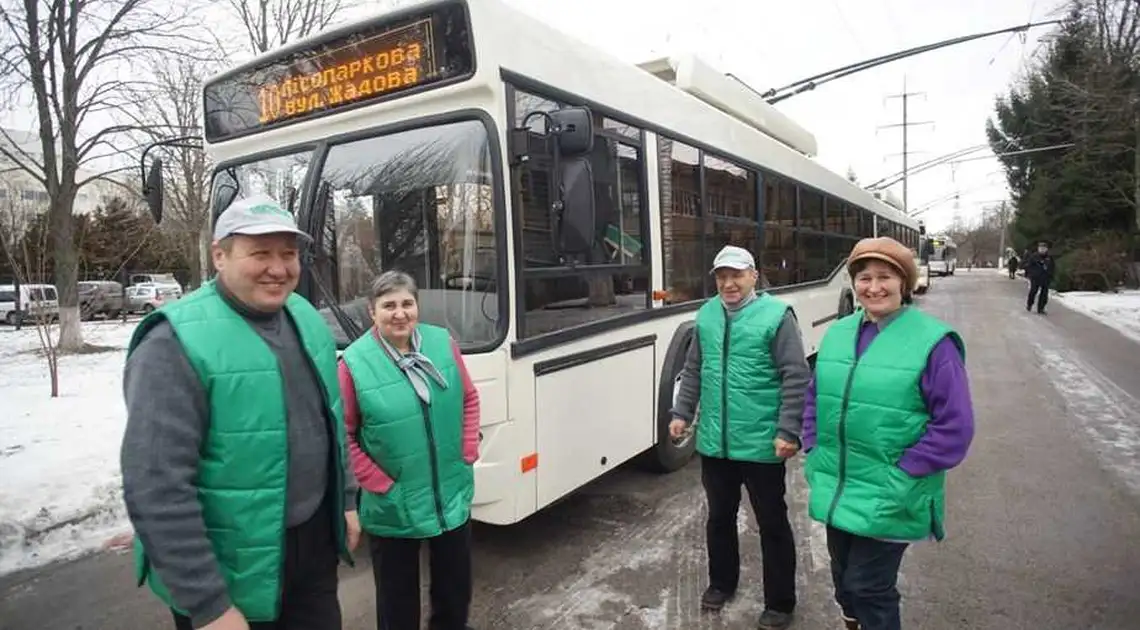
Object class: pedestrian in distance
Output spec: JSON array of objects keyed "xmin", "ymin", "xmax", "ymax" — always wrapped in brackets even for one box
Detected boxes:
[
  {"xmin": 1022, "ymin": 240, "xmax": 1055, "ymax": 314},
  {"xmin": 669, "ymin": 244, "xmax": 811, "ymax": 630},
  {"xmin": 339, "ymin": 270, "xmax": 481, "ymax": 630},
  {"xmin": 1006, "ymin": 253, "xmax": 1019, "ymax": 279},
  {"xmin": 120, "ymin": 194, "xmax": 361, "ymax": 630},
  {"xmin": 802, "ymin": 236, "xmax": 975, "ymax": 630}
]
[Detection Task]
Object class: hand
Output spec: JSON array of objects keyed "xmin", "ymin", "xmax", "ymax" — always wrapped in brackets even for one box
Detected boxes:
[
  {"xmin": 344, "ymin": 510, "xmax": 361, "ymax": 552},
  {"xmin": 201, "ymin": 607, "xmax": 249, "ymax": 630},
  {"xmin": 774, "ymin": 437, "xmax": 800, "ymax": 459},
  {"xmin": 668, "ymin": 418, "xmax": 688, "ymax": 439}
]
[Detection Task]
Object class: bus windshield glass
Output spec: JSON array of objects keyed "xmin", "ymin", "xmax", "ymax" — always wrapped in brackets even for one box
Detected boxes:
[
  {"xmin": 210, "ymin": 150, "xmax": 314, "ymax": 226},
  {"xmin": 312, "ymin": 119, "xmax": 500, "ymax": 349}
]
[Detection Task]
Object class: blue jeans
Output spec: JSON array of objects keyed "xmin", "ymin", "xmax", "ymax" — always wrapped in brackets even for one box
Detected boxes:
[{"xmin": 826, "ymin": 525, "xmax": 909, "ymax": 630}]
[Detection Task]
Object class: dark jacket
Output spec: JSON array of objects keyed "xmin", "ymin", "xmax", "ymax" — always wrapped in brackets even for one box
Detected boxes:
[{"xmin": 1022, "ymin": 252, "xmax": 1054, "ymax": 282}]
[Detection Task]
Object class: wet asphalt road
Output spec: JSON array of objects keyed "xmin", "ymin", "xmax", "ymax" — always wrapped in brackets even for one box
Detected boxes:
[{"xmin": 3, "ymin": 270, "xmax": 1140, "ymax": 630}]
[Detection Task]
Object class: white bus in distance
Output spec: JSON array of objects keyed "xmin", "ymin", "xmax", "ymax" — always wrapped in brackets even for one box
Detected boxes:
[
  {"xmin": 925, "ymin": 235, "xmax": 958, "ymax": 276},
  {"xmin": 139, "ymin": 0, "xmax": 922, "ymax": 527}
]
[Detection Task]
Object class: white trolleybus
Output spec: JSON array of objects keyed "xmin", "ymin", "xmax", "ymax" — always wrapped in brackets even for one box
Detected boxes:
[
  {"xmin": 925, "ymin": 234, "xmax": 958, "ymax": 276},
  {"xmin": 139, "ymin": 0, "xmax": 921, "ymax": 527}
]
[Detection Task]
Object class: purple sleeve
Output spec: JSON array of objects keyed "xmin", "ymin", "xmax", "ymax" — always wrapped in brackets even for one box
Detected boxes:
[
  {"xmin": 898, "ymin": 336, "xmax": 975, "ymax": 477},
  {"xmin": 802, "ymin": 375, "xmax": 817, "ymax": 452}
]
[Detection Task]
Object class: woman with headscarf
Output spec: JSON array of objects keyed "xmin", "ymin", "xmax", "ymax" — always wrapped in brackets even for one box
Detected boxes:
[
  {"xmin": 802, "ymin": 236, "xmax": 975, "ymax": 630},
  {"xmin": 338, "ymin": 269, "xmax": 480, "ymax": 630}
]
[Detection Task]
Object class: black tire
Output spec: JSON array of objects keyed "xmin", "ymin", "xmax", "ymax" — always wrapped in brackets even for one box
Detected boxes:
[{"xmin": 644, "ymin": 322, "xmax": 698, "ymax": 473}]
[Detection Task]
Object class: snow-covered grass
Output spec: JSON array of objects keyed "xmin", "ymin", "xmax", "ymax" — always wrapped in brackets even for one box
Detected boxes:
[
  {"xmin": 1055, "ymin": 289, "xmax": 1140, "ymax": 345},
  {"xmin": 0, "ymin": 319, "xmax": 139, "ymax": 576}
]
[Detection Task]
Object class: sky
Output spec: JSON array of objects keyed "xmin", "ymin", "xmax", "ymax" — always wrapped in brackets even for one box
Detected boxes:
[
  {"xmin": 488, "ymin": 0, "xmax": 1063, "ymax": 231},
  {"xmin": 1, "ymin": 0, "xmax": 1064, "ymax": 232}
]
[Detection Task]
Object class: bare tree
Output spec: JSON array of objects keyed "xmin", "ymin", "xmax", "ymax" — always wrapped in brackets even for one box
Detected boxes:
[
  {"xmin": 219, "ymin": 0, "xmax": 359, "ymax": 55},
  {"xmin": 1, "ymin": 211, "xmax": 60, "ymax": 396},
  {"xmin": 0, "ymin": 0, "xmax": 202, "ymax": 351},
  {"xmin": 135, "ymin": 55, "xmax": 216, "ymax": 288}
]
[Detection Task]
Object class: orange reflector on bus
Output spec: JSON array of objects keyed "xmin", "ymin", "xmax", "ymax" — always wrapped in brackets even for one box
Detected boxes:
[
  {"xmin": 652, "ymin": 289, "xmax": 669, "ymax": 301},
  {"xmin": 521, "ymin": 453, "xmax": 538, "ymax": 473}
]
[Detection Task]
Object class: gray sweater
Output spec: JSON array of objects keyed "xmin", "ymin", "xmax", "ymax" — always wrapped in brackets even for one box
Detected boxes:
[
  {"xmin": 669, "ymin": 295, "xmax": 811, "ymax": 444},
  {"xmin": 119, "ymin": 287, "xmax": 357, "ymax": 627}
]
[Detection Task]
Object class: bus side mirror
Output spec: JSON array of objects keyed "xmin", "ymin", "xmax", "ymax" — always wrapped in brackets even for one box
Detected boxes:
[
  {"xmin": 550, "ymin": 107, "xmax": 593, "ymax": 156},
  {"xmin": 557, "ymin": 158, "xmax": 596, "ymax": 254},
  {"xmin": 550, "ymin": 108, "xmax": 596, "ymax": 255},
  {"xmin": 144, "ymin": 159, "xmax": 164, "ymax": 224},
  {"xmin": 513, "ymin": 106, "xmax": 598, "ymax": 258}
]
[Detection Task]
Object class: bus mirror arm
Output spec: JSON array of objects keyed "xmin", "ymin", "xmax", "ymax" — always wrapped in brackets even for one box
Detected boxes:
[{"xmin": 139, "ymin": 135, "xmax": 202, "ymax": 225}]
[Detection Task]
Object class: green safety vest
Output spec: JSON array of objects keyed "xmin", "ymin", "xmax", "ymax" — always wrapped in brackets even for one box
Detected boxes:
[
  {"xmin": 341, "ymin": 323, "xmax": 473, "ymax": 539},
  {"xmin": 694, "ymin": 293, "xmax": 790, "ymax": 463},
  {"xmin": 805, "ymin": 307, "xmax": 964, "ymax": 541},
  {"xmin": 127, "ymin": 281, "xmax": 349, "ymax": 622}
]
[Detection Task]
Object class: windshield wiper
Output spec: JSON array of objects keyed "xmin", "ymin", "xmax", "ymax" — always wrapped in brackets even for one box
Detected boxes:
[{"xmin": 303, "ymin": 181, "xmax": 364, "ymax": 344}]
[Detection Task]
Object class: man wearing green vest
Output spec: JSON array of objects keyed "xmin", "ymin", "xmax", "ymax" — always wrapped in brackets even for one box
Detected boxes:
[
  {"xmin": 120, "ymin": 194, "xmax": 360, "ymax": 630},
  {"xmin": 670, "ymin": 245, "xmax": 811, "ymax": 630}
]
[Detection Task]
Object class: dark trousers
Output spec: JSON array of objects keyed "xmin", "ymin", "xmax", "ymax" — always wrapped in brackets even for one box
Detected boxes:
[
  {"xmin": 370, "ymin": 520, "xmax": 472, "ymax": 630},
  {"xmin": 172, "ymin": 502, "xmax": 342, "ymax": 630},
  {"xmin": 826, "ymin": 526, "xmax": 908, "ymax": 630},
  {"xmin": 700, "ymin": 455, "xmax": 797, "ymax": 613},
  {"xmin": 1027, "ymin": 277, "xmax": 1049, "ymax": 312}
]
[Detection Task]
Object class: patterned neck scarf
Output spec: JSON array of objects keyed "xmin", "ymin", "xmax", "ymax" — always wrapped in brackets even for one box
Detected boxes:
[{"xmin": 377, "ymin": 327, "xmax": 449, "ymax": 404}]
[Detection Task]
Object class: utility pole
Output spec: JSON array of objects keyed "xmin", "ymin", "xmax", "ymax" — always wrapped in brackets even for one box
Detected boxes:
[
  {"xmin": 998, "ymin": 201, "xmax": 1008, "ymax": 267},
  {"xmin": 878, "ymin": 76, "xmax": 934, "ymax": 214}
]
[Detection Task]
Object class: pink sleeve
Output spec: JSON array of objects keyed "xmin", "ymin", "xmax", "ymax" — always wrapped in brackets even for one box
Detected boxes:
[
  {"xmin": 452, "ymin": 339, "xmax": 481, "ymax": 464},
  {"xmin": 339, "ymin": 359, "xmax": 394, "ymax": 494}
]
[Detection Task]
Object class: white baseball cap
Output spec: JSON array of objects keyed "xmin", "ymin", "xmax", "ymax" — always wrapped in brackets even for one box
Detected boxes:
[
  {"xmin": 213, "ymin": 194, "xmax": 311, "ymax": 243},
  {"xmin": 710, "ymin": 245, "xmax": 755, "ymax": 273}
]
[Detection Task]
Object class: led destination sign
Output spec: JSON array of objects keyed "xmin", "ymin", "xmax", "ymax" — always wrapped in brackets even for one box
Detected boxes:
[
  {"xmin": 204, "ymin": 2, "xmax": 474, "ymax": 141},
  {"xmin": 257, "ymin": 19, "xmax": 433, "ymax": 125}
]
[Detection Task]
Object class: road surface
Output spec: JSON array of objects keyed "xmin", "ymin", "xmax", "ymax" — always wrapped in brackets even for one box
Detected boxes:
[{"xmin": 2, "ymin": 270, "xmax": 1140, "ymax": 629}]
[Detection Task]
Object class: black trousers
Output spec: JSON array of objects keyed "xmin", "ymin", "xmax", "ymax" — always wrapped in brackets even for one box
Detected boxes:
[
  {"xmin": 1027, "ymin": 277, "xmax": 1050, "ymax": 312},
  {"xmin": 172, "ymin": 502, "xmax": 342, "ymax": 630},
  {"xmin": 701, "ymin": 455, "xmax": 797, "ymax": 613},
  {"xmin": 370, "ymin": 520, "xmax": 472, "ymax": 630},
  {"xmin": 826, "ymin": 526, "xmax": 908, "ymax": 630}
]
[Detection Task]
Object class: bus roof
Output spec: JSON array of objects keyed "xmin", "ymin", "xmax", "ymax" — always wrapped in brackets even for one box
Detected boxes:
[
  {"xmin": 474, "ymin": 0, "xmax": 914, "ymax": 225},
  {"xmin": 202, "ymin": 0, "xmax": 916, "ymax": 227}
]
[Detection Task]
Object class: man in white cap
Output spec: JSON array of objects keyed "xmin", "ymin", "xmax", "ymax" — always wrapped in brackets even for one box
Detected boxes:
[
  {"xmin": 670, "ymin": 244, "xmax": 811, "ymax": 630},
  {"xmin": 120, "ymin": 194, "xmax": 360, "ymax": 630}
]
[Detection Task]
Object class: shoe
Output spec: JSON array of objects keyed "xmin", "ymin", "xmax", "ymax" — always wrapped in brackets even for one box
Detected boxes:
[
  {"xmin": 700, "ymin": 586, "xmax": 734, "ymax": 611},
  {"xmin": 757, "ymin": 609, "xmax": 794, "ymax": 629},
  {"xmin": 842, "ymin": 615, "xmax": 860, "ymax": 630},
  {"xmin": 1026, "ymin": 303, "xmax": 1032, "ymax": 312}
]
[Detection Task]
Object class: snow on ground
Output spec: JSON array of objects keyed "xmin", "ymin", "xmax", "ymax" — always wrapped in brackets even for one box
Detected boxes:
[
  {"xmin": 0, "ymin": 319, "xmax": 139, "ymax": 576},
  {"xmin": 1055, "ymin": 289, "xmax": 1140, "ymax": 345}
]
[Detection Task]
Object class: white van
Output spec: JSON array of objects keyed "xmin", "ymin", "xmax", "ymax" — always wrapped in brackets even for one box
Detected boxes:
[{"xmin": 0, "ymin": 283, "xmax": 60, "ymax": 325}]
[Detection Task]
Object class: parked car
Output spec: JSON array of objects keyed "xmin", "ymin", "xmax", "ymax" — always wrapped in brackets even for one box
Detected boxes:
[
  {"xmin": 78, "ymin": 280, "xmax": 125, "ymax": 320},
  {"xmin": 128, "ymin": 273, "xmax": 183, "ymax": 296},
  {"xmin": 126, "ymin": 284, "xmax": 180, "ymax": 314}
]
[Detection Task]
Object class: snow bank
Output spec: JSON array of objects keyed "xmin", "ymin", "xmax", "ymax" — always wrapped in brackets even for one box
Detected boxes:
[
  {"xmin": 1055, "ymin": 290, "xmax": 1140, "ymax": 345},
  {"xmin": 0, "ymin": 320, "xmax": 137, "ymax": 575}
]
